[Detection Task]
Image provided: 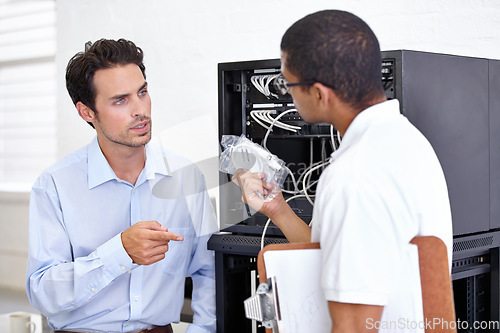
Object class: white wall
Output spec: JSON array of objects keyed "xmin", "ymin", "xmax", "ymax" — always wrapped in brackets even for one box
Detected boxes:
[
  {"xmin": 55, "ymin": 0, "xmax": 500, "ymax": 210},
  {"xmin": 0, "ymin": 191, "xmax": 30, "ymax": 290},
  {"xmin": 56, "ymin": 0, "xmax": 500, "ymax": 160},
  {"xmin": 2, "ymin": 0, "xmax": 500, "ymax": 291}
]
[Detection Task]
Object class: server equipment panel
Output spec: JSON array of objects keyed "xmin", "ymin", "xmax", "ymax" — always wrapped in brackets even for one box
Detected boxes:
[
  {"xmin": 218, "ymin": 58, "xmax": 395, "ymax": 236},
  {"xmin": 212, "ymin": 50, "xmax": 500, "ymax": 333}
]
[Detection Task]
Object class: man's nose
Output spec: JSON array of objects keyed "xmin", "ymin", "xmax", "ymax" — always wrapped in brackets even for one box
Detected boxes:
[{"xmin": 132, "ymin": 97, "xmax": 149, "ymax": 117}]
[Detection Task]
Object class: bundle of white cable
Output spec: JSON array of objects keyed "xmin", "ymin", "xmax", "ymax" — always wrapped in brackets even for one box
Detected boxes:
[
  {"xmin": 260, "ymin": 109, "xmax": 302, "ymax": 148},
  {"xmin": 257, "ymin": 108, "xmax": 332, "ymax": 199},
  {"xmin": 250, "ymin": 74, "xmax": 280, "ymax": 99},
  {"xmin": 247, "ymin": 107, "xmax": 341, "ymax": 247},
  {"xmin": 250, "ymin": 110, "xmax": 301, "ymax": 133},
  {"xmin": 259, "ymin": 158, "xmax": 332, "ymax": 249},
  {"xmin": 255, "ymin": 108, "xmax": 333, "ymax": 247}
]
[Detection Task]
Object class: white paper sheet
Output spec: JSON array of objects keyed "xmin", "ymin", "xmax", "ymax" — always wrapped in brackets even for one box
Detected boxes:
[{"xmin": 263, "ymin": 248, "xmax": 332, "ymax": 333}]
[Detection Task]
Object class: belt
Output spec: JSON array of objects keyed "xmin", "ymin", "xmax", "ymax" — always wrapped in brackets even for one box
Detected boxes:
[
  {"xmin": 55, "ymin": 324, "xmax": 173, "ymax": 333},
  {"xmin": 138, "ymin": 325, "xmax": 173, "ymax": 333}
]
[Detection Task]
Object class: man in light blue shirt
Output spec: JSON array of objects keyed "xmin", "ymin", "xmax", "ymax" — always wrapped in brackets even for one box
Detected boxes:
[{"xmin": 26, "ymin": 39, "xmax": 217, "ymax": 333}]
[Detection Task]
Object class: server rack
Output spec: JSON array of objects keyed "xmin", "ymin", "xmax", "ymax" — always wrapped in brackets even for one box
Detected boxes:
[{"xmin": 209, "ymin": 50, "xmax": 500, "ymax": 333}]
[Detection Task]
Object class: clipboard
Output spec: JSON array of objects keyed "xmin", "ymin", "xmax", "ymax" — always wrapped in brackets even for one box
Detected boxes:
[
  {"xmin": 244, "ymin": 237, "xmax": 456, "ymax": 333},
  {"xmin": 245, "ymin": 242, "xmax": 332, "ymax": 333}
]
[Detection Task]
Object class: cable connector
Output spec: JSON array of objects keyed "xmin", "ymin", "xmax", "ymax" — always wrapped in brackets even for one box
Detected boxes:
[{"xmin": 244, "ymin": 277, "xmax": 280, "ymax": 331}]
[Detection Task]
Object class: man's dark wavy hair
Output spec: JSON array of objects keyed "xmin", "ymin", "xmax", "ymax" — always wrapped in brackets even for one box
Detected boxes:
[
  {"xmin": 65, "ymin": 38, "xmax": 146, "ymax": 127},
  {"xmin": 281, "ymin": 10, "xmax": 384, "ymax": 111}
]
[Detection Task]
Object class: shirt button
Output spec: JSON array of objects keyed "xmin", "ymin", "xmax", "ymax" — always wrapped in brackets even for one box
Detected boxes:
[
  {"xmin": 126, "ymin": 322, "xmax": 130, "ymax": 326},
  {"xmin": 121, "ymin": 266, "xmax": 127, "ymax": 271},
  {"xmin": 133, "ymin": 188, "xmax": 136, "ymax": 194},
  {"xmin": 127, "ymin": 270, "xmax": 132, "ymax": 274},
  {"xmin": 91, "ymin": 288, "xmax": 95, "ymax": 292},
  {"xmin": 134, "ymin": 296, "xmax": 139, "ymax": 301}
]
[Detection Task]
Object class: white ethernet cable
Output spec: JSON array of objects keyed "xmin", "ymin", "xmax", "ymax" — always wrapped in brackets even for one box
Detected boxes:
[
  {"xmin": 281, "ymin": 164, "xmax": 300, "ymax": 195},
  {"xmin": 263, "ymin": 74, "xmax": 278, "ymax": 97},
  {"xmin": 260, "ymin": 194, "xmax": 314, "ymax": 250},
  {"xmin": 259, "ymin": 159, "xmax": 331, "ymax": 249},
  {"xmin": 256, "ymin": 108, "xmax": 331, "ymax": 247},
  {"xmin": 296, "ymin": 159, "xmax": 324, "ymax": 185},
  {"xmin": 250, "ymin": 75, "xmax": 266, "ymax": 96},
  {"xmin": 259, "ymin": 159, "xmax": 330, "ymax": 249},
  {"xmin": 263, "ymin": 111, "xmax": 301, "ymax": 132},
  {"xmin": 260, "ymin": 108, "xmax": 330, "ymax": 197},
  {"xmin": 245, "ymin": 107, "xmax": 339, "ymax": 246},
  {"xmin": 250, "ymin": 110, "xmax": 301, "ymax": 133},
  {"xmin": 250, "ymin": 74, "xmax": 280, "ymax": 99},
  {"xmin": 302, "ymin": 160, "xmax": 331, "ymax": 206},
  {"xmin": 283, "ymin": 159, "xmax": 329, "ymax": 196},
  {"xmin": 262, "ymin": 108, "xmax": 301, "ymax": 149},
  {"xmin": 330, "ymin": 124, "xmax": 336, "ymax": 151},
  {"xmin": 249, "ymin": 110, "xmax": 271, "ymax": 130},
  {"xmin": 330, "ymin": 124, "xmax": 343, "ymax": 152}
]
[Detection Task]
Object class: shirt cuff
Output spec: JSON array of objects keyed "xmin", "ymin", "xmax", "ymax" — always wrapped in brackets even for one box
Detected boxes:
[{"xmin": 96, "ymin": 233, "xmax": 137, "ymax": 278}]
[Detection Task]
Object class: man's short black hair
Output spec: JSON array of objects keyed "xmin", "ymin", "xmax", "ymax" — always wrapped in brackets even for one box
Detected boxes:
[
  {"xmin": 65, "ymin": 38, "xmax": 146, "ymax": 127},
  {"xmin": 281, "ymin": 10, "xmax": 384, "ymax": 111}
]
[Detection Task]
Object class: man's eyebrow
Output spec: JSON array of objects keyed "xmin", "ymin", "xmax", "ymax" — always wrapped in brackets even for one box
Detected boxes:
[
  {"xmin": 109, "ymin": 82, "xmax": 148, "ymax": 101},
  {"xmin": 110, "ymin": 93, "xmax": 129, "ymax": 101},
  {"xmin": 139, "ymin": 82, "xmax": 148, "ymax": 91}
]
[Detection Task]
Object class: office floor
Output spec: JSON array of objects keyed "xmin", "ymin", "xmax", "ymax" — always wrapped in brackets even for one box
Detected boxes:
[{"xmin": 0, "ymin": 287, "xmax": 189, "ymax": 332}]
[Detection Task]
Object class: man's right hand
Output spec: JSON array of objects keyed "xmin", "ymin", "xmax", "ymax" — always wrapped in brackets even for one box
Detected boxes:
[
  {"xmin": 231, "ymin": 170, "xmax": 286, "ymax": 220},
  {"xmin": 232, "ymin": 169, "xmax": 312, "ymax": 243},
  {"xmin": 121, "ymin": 221, "xmax": 184, "ymax": 265}
]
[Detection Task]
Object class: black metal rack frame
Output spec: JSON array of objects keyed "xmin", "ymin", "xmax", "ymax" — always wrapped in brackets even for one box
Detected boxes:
[{"xmin": 211, "ymin": 51, "xmax": 500, "ymax": 333}]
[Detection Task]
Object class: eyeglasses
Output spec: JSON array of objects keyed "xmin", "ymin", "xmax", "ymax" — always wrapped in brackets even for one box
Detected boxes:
[
  {"xmin": 273, "ymin": 74, "xmax": 336, "ymax": 96},
  {"xmin": 273, "ymin": 74, "xmax": 316, "ymax": 96}
]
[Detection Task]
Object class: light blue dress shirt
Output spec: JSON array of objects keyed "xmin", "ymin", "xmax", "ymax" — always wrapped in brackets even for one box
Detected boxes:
[{"xmin": 26, "ymin": 137, "xmax": 217, "ymax": 333}]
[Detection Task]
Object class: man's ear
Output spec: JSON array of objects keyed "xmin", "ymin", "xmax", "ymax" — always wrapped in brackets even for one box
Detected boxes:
[
  {"xmin": 312, "ymin": 83, "xmax": 337, "ymax": 116},
  {"xmin": 76, "ymin": 102, "xmax": 95, "ymax": 123}
]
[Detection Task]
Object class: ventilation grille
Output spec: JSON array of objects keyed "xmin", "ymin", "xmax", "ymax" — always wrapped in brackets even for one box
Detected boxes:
[
  {"xmin": 221, "ymin": 235, "xmax": 288, "ymax": 247},
  {"xmin": 453, "ymin": 236, "xmax": 494, "ymax": 252}
]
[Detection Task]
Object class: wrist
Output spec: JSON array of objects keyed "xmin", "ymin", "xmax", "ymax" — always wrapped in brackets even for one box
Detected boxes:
[{"xmin": 266, "ymin": 195, "xmax": 294, "ymax": 226}]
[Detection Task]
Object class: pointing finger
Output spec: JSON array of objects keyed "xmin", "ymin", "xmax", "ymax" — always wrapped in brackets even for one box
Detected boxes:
[
  {"xmin": 165, "ymin": 231, "xmax": 184, "ymax": 241},
  {"xmin": 148, "ymin": 230, "xmax": 184, "ymax": 242}
]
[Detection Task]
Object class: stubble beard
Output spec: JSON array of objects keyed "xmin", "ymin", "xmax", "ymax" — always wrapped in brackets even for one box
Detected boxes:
[{"xmin": 98, "ymin": 117, "xmax": 153, "ymax": 148}]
